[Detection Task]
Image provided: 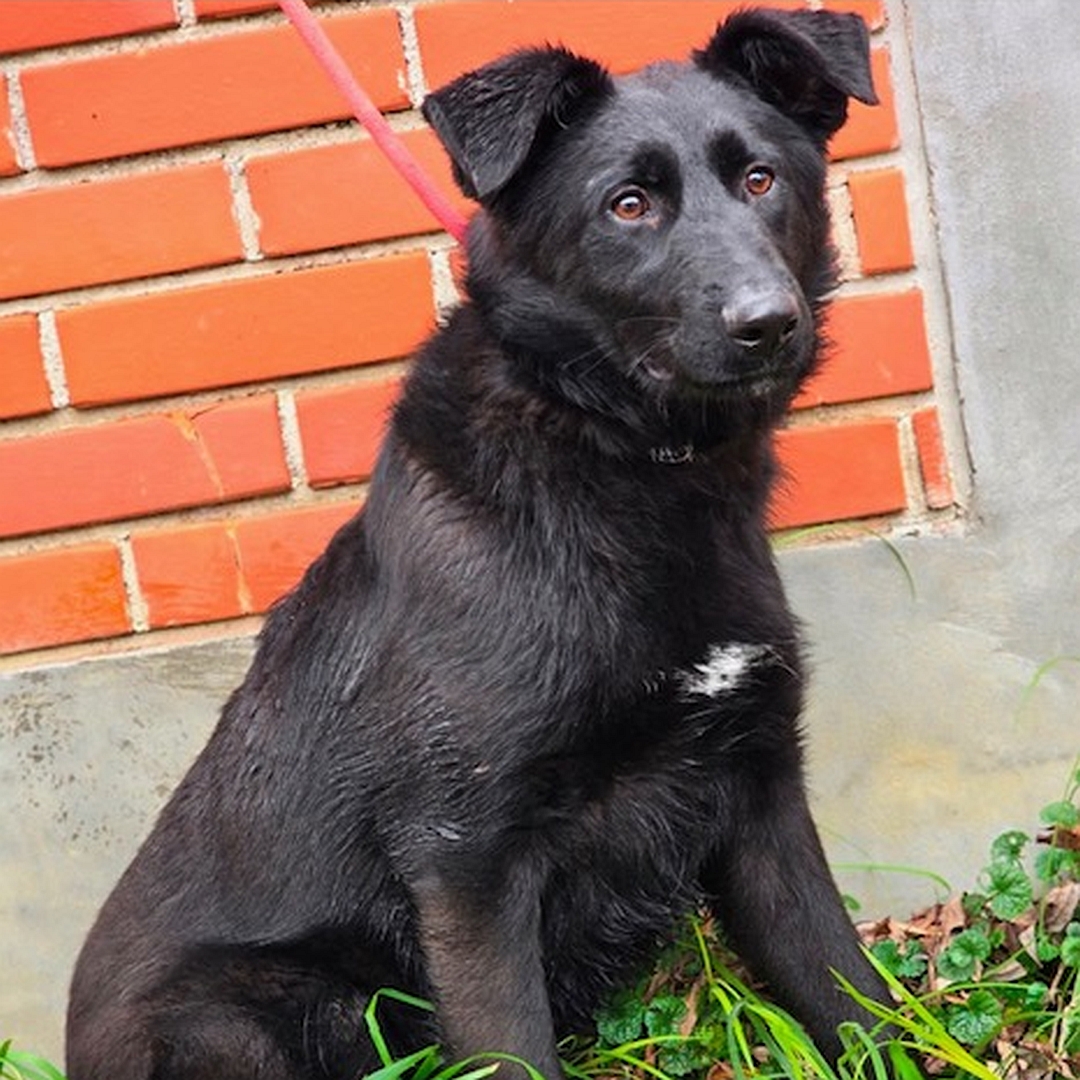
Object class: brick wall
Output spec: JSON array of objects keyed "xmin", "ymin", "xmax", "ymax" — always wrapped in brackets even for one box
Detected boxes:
[{"xmin": 0, "ymin": 0, "xmax": 957, "ymax": 659}]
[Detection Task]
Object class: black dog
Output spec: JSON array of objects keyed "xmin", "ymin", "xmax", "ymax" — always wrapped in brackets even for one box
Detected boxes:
[{"xmin": 67, "ymin": 9, "xmax": 889, "ymax": 1079}]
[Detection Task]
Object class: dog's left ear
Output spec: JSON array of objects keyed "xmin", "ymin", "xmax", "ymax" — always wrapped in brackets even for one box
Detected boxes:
[
  {"xmin": 422, "ymin": 47, "xmax": 614, "ymax": 204},
  {"xmin": 695, "ymin": 9, "xmax": 878, "ymax": 143}
]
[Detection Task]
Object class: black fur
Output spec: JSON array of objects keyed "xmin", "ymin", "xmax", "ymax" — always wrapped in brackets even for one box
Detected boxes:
[{"xmin": 67, "ymin": 9, "xmax": 888, "ymax": 1079}]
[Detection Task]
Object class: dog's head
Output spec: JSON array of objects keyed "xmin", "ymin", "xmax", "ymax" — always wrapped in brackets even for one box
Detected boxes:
[{"xmin": 422, "ymin": 9, "xmax": 877, "ymax": 444}]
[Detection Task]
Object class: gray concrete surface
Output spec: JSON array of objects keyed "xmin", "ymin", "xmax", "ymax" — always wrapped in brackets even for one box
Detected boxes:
[
  {"xmin": 0, "ymin": 639, "xmax": 254, "ymax": 1058},
  {"xmin": 2, "ymin": 0, "xmax": 1079, "ymax": 1063},
  {"xmin": 797, "ymin": 0, "xmax": 1080, "ymax": 909}
]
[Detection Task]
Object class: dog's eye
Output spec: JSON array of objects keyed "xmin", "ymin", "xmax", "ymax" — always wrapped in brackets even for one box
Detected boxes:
[
  {"xmin": 610, "ymin": 188, "xmax": 652, "ymax": 222},
  {"xmin": 744, "ymin": 165, "xmax": 775, "ymax": 197}
]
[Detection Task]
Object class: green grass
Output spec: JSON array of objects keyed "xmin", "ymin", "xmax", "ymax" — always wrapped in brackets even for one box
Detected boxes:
[
  {"xmin": 567, "ymin": 917, "xmax": 1000, "ymax": 1080},
  {"xmin": 0, "ymin": 1041, "xmax": 65, "ymax": 1080}
]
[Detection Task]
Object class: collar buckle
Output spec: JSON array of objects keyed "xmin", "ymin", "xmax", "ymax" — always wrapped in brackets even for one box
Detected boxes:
[{"xmin": 649, "ymin": 444, "xmax": 695, "ymax": 465}]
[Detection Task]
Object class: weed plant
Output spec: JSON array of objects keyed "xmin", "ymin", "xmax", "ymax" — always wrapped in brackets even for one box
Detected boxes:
[{"xmin": 4, "ymin": 766, "xmax": 1078, "ymax": 1080}]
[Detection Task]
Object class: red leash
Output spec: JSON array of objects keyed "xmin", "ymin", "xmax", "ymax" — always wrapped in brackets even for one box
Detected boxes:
[{"xmin": 277, "ymin": 0, "xmax": 469, "ymax": 244}]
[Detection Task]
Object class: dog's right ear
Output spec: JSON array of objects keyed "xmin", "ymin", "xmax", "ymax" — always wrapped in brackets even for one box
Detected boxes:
[{"xmin": 422, "ymin": 47, "xmax": 614, "ymax": 204}]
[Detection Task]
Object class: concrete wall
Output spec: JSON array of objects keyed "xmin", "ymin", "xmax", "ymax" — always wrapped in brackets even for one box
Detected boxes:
[
  {"xmin": 796, "ymin": 0, "xmax": 1080, "ymax": 913},
  {"xmin": 2, "ymin": 0, "xmax": 1079, "ymax": 1062}
]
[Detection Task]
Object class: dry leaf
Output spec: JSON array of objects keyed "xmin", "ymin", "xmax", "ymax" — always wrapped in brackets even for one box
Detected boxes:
[{"xmin": 1043, "ymin": 879, "xmax": 1080, "ymax": 932}]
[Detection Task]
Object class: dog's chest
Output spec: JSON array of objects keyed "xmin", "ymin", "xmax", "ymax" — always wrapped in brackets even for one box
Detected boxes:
[
  {"xmin": 671, "ymin": 640, "xmax": 776, "ymax": 698},
  {"xmin": 527, "ymin": 641, "xmax": 792, "ymax": 1019},
  {"xmin": 529, "ymin": 634, "xmax": 795, "ymax": 845}
]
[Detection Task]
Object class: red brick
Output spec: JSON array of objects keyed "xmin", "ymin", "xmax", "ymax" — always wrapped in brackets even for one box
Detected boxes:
[
  {"xmin": 0, "ymin": 79, "xmax": 21, "ymax": 177},
  {"xmin": 189, "ymin": 395, "xmax": 292, "ymax": 499},
  {"xmin": 194, "ymin": 0, "xmax": 338, "ymax": 16},
  {"xmin": 797, "ymin": 291, "xmax": 932, "ymax": 408},
  {"xmin": 849, "ymin": 167, "xmax": 914, "ymax": 275},
  {"xmin": 0, "ymin": 543, "xmax": 130, "ymax": 655},
  {"xmin": 831, "ymin": 48, "xmax": 898, "ymax": 161},
  {"xmin": 912, "ymin": 407, "xmax": 954, "ymax": 509},
  {"xmin": 59, "ymin": 255, "xmax": 435, "ymax": 407},
  {"xmin": 416, "ymin": 1, "xmax": 802, "ymax": 89},
  {"xmin": 821, "ymin": 0, "xmax": 886, "ymax": 31},
  {"xmin": 0, "ymin": 401, "xmax": 289, "ymax": 538},
  {"xmin": 132, "ymin": 522, "xmax": 244, "ymax": 629},
  {"xmin": 0, "ymin": 315, "xmax": 51, "ymax": 420},
  {"xmin": 195, "ymin": 0, "xmax": 277, "ymax": 16},
  {"xmin": 248, "ymin": 129, "xmax": 471, "ymax": 256},
  {"xmin": 770, "ymin": 419, "xmax": 906, "ymax": 529},
  {"xmin": 0, "ymin": 164, "xmax": 241, "ymax": 301},
  {"xmin": 296, "ymin": 376, "xmax": 402, "ymax": 487},
  {"xmin": 21, "ymin": 10, "xmax": 407, "ymax": 167},
  {"xmin": 0, "ymin": 1, "xmax": 176, "ymax": 54},
  {"xmin": 235, "ymin": 501, "xmax": 358, "ymax": 612}
]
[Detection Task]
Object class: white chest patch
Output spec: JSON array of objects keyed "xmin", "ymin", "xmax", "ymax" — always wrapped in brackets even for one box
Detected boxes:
[{"xmin": 677, "ymin": 642, "xmax": 772, "ymax": 698}]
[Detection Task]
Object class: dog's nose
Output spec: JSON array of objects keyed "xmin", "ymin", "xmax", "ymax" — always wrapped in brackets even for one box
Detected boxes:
[{"xmin": 722, "ymin": 292, "xmax": 801, "ymax": 359}]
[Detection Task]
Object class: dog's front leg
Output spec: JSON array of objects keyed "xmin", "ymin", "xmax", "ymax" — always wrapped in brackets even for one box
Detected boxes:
[
  {"xmin": 702, "ymin": 770, "xmax": 894, "ymax": 1062},
  {"xmin": 412, "ymin": 864, "xmax": 562, "ymax": 1080}
]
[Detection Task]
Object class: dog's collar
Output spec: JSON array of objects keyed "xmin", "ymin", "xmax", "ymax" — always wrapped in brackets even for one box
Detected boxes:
[{"xmin": 649, "ymin": 444, "xmax": 695, "ymax": 465}]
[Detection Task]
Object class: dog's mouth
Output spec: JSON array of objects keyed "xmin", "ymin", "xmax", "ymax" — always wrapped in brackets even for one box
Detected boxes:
[
  {"xmin": 639, "ymin": 352, "xmax": 793, "ymax": 400},
  {"xmin": 618, "ymin": 312, "xmax": 812, "ymax": 407},
  {"xmin": 642, "ymin": 356, "xmax": 677, "ymax": 383}
]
